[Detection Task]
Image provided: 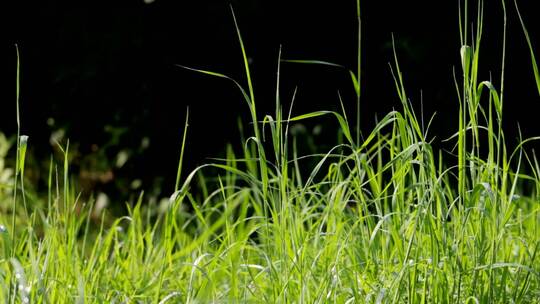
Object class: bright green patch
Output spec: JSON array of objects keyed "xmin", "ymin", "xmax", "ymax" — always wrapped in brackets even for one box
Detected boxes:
[{"xmin": 1, "ymin": 1, "xmax": 539, "ymax": 303}]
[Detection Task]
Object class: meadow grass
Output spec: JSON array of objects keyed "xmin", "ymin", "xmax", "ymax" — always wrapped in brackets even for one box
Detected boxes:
[{"xmin": 1, "ymin": 0, "xmax": 539, "ymax": 303}]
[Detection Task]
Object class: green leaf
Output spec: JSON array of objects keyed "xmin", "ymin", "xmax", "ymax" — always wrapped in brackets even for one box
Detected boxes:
[{"xmin": 514, "ymin": 0, "xmax": 540, "ymax": 96}]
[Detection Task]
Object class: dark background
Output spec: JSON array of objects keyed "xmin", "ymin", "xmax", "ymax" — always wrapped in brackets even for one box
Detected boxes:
[{"xmin": 2, "ymin": 0, "xmax": 539, "ymax": 197}]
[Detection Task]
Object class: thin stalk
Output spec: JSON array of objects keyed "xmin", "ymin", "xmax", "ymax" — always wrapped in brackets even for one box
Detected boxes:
[
  {"xmin": 356, "ymin": 0, "xmax": 362, "ymax": 146},
  {"xmin": 175, "ymin": 107, "xmax": 190, "ymax": 192}
]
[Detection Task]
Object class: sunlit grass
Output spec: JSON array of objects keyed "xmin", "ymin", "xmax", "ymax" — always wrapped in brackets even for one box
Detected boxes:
[{"xmin": 1, "ymin": 1, "xmax": 539, "ymax": 303}]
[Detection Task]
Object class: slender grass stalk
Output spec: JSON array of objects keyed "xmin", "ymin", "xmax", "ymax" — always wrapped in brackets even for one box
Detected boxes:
[
  {"xmin": 10, "ymin": 45, "xmax": 21, "ymax": 259},
  {"xmin": 175, "ymin": 107, "xmax": 190, "ymax": 192},
  {"xmin": 514, "ymin": 0, "xmax": 540, "ymax": 96},
  {"xmin": 355, "ymin": 0, "xmax": 362, "ymax": 146}
]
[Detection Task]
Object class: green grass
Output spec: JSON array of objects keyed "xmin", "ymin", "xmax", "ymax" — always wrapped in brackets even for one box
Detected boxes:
[{"xmin": 1, "ymin": 1, "xmax": 540, "ymax": 303}]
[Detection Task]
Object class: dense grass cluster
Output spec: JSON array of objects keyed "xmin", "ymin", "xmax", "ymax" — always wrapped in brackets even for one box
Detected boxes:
[{"xmin": 1, "ymin": 1, "xmax": 539, "ymax": 303}]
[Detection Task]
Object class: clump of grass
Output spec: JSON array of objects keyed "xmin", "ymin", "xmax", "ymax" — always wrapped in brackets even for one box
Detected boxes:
[{"xmin": 1, "ymin": 0, "xmax": 539, "ymax": 302}]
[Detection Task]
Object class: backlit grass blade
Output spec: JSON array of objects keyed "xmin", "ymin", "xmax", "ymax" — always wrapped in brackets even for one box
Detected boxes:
[
  {"xmin": 281, "ymin": 59, "xmax": 344, "ymax": 68},
  {"xmin": 514, "ymin": 0, "xmax": 540, "ymax": 96},
  {"xmin": 175, "ymin": 108, "xmax": 189, "ymax": 192},
  {"xmin": 288, "ymin": 111, "xmax": 353, "ymax": 145}
]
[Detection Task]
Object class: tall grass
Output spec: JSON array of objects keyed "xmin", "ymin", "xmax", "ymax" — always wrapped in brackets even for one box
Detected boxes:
[{"xmin": 1, "ymin": 0, "xmax": 539, "ymax": 303}]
